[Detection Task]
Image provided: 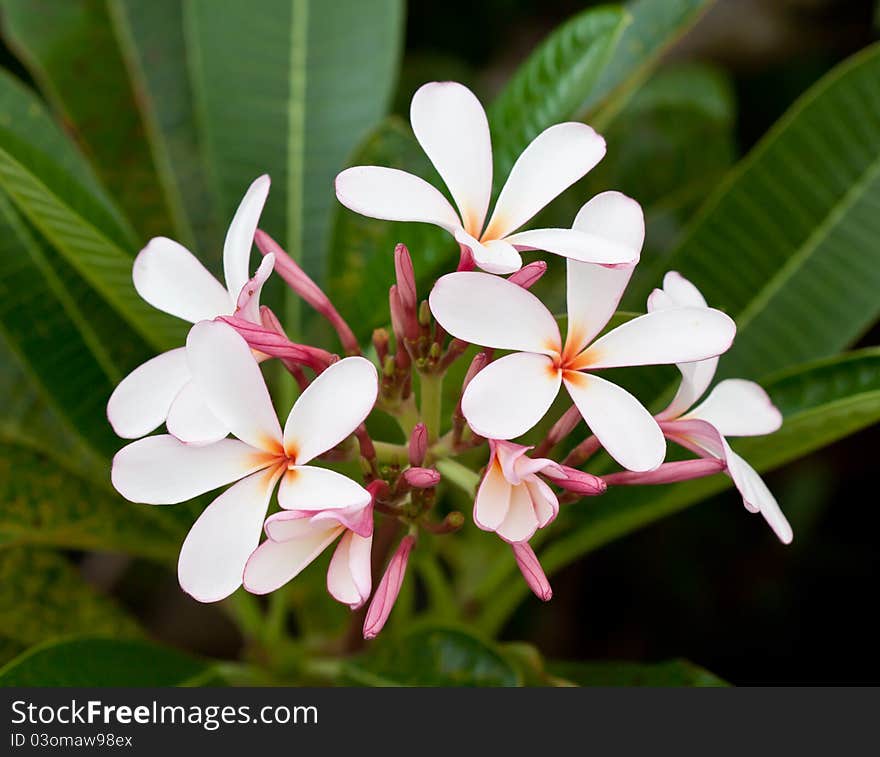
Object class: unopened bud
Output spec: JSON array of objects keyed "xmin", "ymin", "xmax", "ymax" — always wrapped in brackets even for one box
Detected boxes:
[
  {"xmin": 372, "ymin": 328, "xmax": 390, "ymax": 363},
  {"xmin": 403, "ymin": 467, "xmax": 441, "ymax": 489},
  {"xmin": 418, "ymin": 300, "xmax": 431, "ymax": 327},
  {"xmin": 394, "ymin": 244, "xmax": 417, "ymax": 313},
  {"xmin": 508, "ymin": 261, "xmax": 547, "ymax": 290},
  {"xmin": 364, "ymin": 535, "xmax": 416, "ymax": 639},
  {"xmin": 544, "ymin": 464, "xmax": 606, "ymax": 496},
  {"xmin": 408, "ymin": 423, "xmax": 428, "ymax": 467}
]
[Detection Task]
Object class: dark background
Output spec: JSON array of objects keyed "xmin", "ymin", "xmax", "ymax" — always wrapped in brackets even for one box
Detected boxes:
[{"xmin": 403, "ymin": 0, "xmax": 879, "ymax": 685}]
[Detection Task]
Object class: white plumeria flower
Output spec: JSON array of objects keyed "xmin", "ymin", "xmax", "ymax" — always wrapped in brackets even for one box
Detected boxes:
[
  {"xmin": 335, "ymin": 81, "xmax": 638, "ymax": 275},
  {"xmin": 649, "ymin": 272, "xmax": 792, "ymax": 544},
  {"xmin": 107, "ymin": 175, "xmax": 273, "ymax": 445},
  {"xmin": 111, "ymin": 321, "xmax": 378, "ymax": 602},
  {"xmin": 429, "ymin": 193, "xmax": 737, "ymax": 472}
]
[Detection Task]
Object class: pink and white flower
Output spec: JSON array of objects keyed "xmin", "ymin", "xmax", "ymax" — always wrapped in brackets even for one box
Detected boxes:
[
  {"xmin": 429, "ymin": 193, "xmax": 737, "ymax": 471},
  {"xmin": 475, "ymin": 440, "xmax": 604, "ymax": 543},
  {"xmin": 111, "ymin": 321, "xmax": 378, "ymax": 602},
  {"xmin": 647, "ymin": 272, "xmax": 792, "ymax": 543},
  {"xmin": 107, "ymin": 175, "xmax": 273, "ymax": 445},
  {"xmin": 335, "ymin": 82, "xmax": 638, "ymax": 274}
]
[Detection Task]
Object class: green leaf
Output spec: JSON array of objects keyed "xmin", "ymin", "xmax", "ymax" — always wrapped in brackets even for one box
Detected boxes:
[
  {"xmin": 185, "ymin": 0, "xmax": 404, "ymax": 286},
  {"xmin": 0, "ymin": 636, "xmax": 214, "ymax": 686},
  {"xmin": 346, "ymin": 625, "xmax": 520, "ymax": 686},
  {"xmin": 581, "ymin": 0, "xmax": 715, "ymax": 127},
  {"xmin": 488, "ymin": 5, "xmax": 629, "ymax": 176},
  {"xmin": 0, "ymin": 71, "xmax": 185, "ymax": 352},
  {"xmin": 0, "ymin": 0, "xmax": 175, "ymax": 241},
  {"xmin": 661, "ymin": 43, "xmax": 880, "ymax": 383},
  {"xmin": 108, "ymin": 0, "xmax": 222, "ymax": 258},
  {"xmin": 0, "ymin": 548, "xmax": 141, "ymax": 646},
  {"xmin": 549, "ymin": 659, "xmax": 728, "ymax": 687},
  {"xmin": 476, "ymin": 348, "xmax": 880, "ymax": 633}
]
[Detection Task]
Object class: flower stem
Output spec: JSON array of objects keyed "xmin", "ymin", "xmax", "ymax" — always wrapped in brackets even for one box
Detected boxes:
[
  {"xmin": 436, "ymin": 457, "xmax": 480, "ymax": 497},
  {"xmin": 419, "ymin": 371, "xmax": 444, "ymax": 442},
  {"xmin": 374, "ymin": 440, "xmax": 408, "ymax": 464}
]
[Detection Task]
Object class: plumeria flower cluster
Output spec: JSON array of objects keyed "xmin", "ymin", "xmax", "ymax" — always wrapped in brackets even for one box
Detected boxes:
[{"xmin": 108, "ymin": 81, "xmax": 791, "ymax": 639}]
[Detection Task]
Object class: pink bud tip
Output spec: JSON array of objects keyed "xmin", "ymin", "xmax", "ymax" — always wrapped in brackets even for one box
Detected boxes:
[
  {"xmin": 507, "ymin": 261, "xmax": 547, "ymax": 290},
  {"xmin": 511, "ymin": 542, "xmax": 552, "ymax": 602},
  {"xmin": 363, "ymin": 535, "xmax": 416, "ymax": 639},
  {"xmin": 394, "ymin": 244, "xmax": 417, "ymax": 314},
  {"xmin": 545, "ymin": 465, "xmax": 606, "ymax": 496},
  {"xmin": 403, "ymin": 467, "xmax": 441, "ymax": 489},
  {"xmin": 408, "ymin": 423, "xmax": 428, "ymax": 467}
]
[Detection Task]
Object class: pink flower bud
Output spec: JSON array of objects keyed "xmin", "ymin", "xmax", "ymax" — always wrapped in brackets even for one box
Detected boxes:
[
  {"xmin": 511, "ymin": 542, "xmax": 552, "ymax": 602},
  {"xmin": 403, "ymin": 467, "xmax": 441, "ymax": 489},
  {"xmin": 218, "ymin": 316, "xmax": 335, "ymax": 372},
  {"xmin": 507, "ymin": 260, "xmax": 547, "ymax": 290},
  {"xmin": 408, "ymin": 423, "xmax": 428, "ymax": 466},
  {"xmin": 363, "ymin": 535, "xmax": 416, "ymax": 639},
  {"xmin": 603, "ymin": 458, "xmax": 725, "ymax": 486},
  {"xmin": 544, "ymin": 464, "xmax": 606, "ymax": 496},
  {"xmin": 389, "ymin": 285, "xmax": 418, "ymax": 342},
  {"xmin": 394, "ymin": 244, "xmax": 417, "ymax": 314},
  {"xmin": 462, "ymin": 351, "xmax": 489, "ymax": 390}
]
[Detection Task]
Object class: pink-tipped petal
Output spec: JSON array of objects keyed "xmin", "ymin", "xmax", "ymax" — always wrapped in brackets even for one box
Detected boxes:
[
  {"xmin": 686, "ymin": 379, "xmax": 783, "ymax": 437},
  {"xmin": 277, "ymin": 466, "xmax": 372, "ymax": 512},
  {"xmin": 724, "ymin": 443, "xmax": 793, "ymax": 544},
  {"xmin": 363, "ymin": 535, "xmax": 416, "ymax": 639},
  {"xmin": 111, "ymin": 435, "xmax": 269, "ymax": 505},
  {"xmin": 306, "ymin": 501, "xmax": 374, "ymax": 539},
  {"xmin": 660, "ymin": 418, "xmax": 727, "ymax": 460},
  {"xmin": 410, "ymin": 82, "xmax": 493, "ymax": 236},
  {"xmin": 578, "ymin": 307, "xmax": 736, "ymax": 370},
  {"xmin": 186, "ymin": 321, "xmax": 283, "ymax": 453},
  {"xmin": 603, "ymin": 458, "xmax": 725, "ymax": 485},
  {"xmin": 132, "ymin": 237, "xmax": 230, "ymax": 323},
  {"xmin": 564, "ymin": 372, "xmax": 665, "ymax": 472},
  {"xmin": 511, "ymin": 542, "xmax": 552, "ymax": 601},
  {"xmin": 335, "ymin": 166, "xmax": 462, "ymax": 233},
  {"xmin": 485, "ymin": 123, "xmax": 606, "ymax": 240},
  {"xmin": 107, "ymin": 348, "xmax": 191, "ymax": 439},
  {"xmin": 462, "ymin": 352, "xmax": 562, "ymax": 440},
  {"xmin": 327, "ymin": 530, "xmax": 373, "ymax": 609},
  {"xmin": 283, "ymin": 356, "xmax": 378, "ymax": 463},
  {"xmin": 492, "ymin": 439, "xmax": 534, "ymax": 485},
  {"xmin": 234, "ymin": 252, "xmax": 275, "ymax": 324},
  {"xmin": 165, "ymin": 380, "xmax": 230, "ymax": 445},
  {"xmin": 430, "ymin": 272, "xmax": 561, "ymax": 354},
  {"xmin": 178, "ymin": 466, "xmax": 281, "ymax": 602},
  {"xmin": 223, "ymin": 175, "xmax": 270, "ymax": 304},
  {"xmin": 657, "ymin": 271, "xmax": 709, "ymax": 308},
  {"xmin": 474, "ymin": 459, "xmax": 513, "ymax": 532}
]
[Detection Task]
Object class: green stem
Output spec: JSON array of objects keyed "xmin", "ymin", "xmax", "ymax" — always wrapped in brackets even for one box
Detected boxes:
[
  {"xmin": 374, "ymin": 440, "xmax": 408, "ymax": 464},
  {"xmin": 436, "ymin": 458, "xmax": 479, "ymax": 497},
  {"xmin": 225, "ymin": 591, "xmax": 265, "ymax": 641},
  {"xmin": 419, "ymin": 371, "xmax": 444, "ymax": 442},
  {"xmin": 417, "ymin": 550, "xmax": 458, "ymax": 621}
]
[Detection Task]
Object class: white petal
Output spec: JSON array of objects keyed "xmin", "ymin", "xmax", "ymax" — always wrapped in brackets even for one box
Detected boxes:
[
  {"xmin": 505, "ymin": 228, "xmax": 637, "ymax": 266},
  {"xmin": 234, "ymin": 252, "xmax": 275, "ymax": 323},
  {"xmin": 473, "ymin": 461, "xmax": 512, "ymax": 531},
  {"xmin": 526, "ymin": 478, "xmax": 558, "ymax": 527},
  {"xmin": 462, "ymin": 352, "xmax": 561, "ymax": 440},
  {"xmin": 565, "ymin": 260, "xmax": 635, "ymax": 356},
  {"xmin": 410, "ymin": 82, "xmax": 492, "ymax": 236},
  {"xmin": 277, "ymin": 466, "xmax": 372, "ymax": 511},
  {"xmin": 283, "ymin": 356, "xmax": 378, "ymax": 463},
  {"xmin": 243, "ymin": 519, "xmax": 342, "ymax": 595},
  {"xmin": 223, "ymin": 175, "xmax": 270, "ymax": 303},
  {"xmin": 111, "ymin": 435, "xmax": 270, "ymax": 505},
  {"xmin": 484, "ymin": 123, "xmax": 606, "ymax": 240},
  {"xmin": 178, "ymin": 466, "xmax": 280, "ymax": 602},
  {"xmin": 724, "ymin": 444, "xmax": 793, "ymax": 544},
  {"xmin": 574, "ymin": 190, "xmax": 645, "ymax": 259},
  {"xmin": 578, "ymin": 307, "xmax": 735, "ymax": 370},
  {"xmin": 327, "ymin": 530, "xmax": 373, "ymax": 609},
  {"xmin": 687, "ymin": 379, "xmax": 783, "ymax": 437},
  {"xmin": 107, "ymin": 348, "xmax": 191, "ymax": 439},
  {"xmin": 335, "ymin": 166, "xmax": 462, "ymax": 233},
  {"xmin": 658, "ymin": 357, "xmax": 719, "ymax": 421},
  {"xmin": 564, "ymin": 371, "xmax": 665, "ymax": 472},
  {"xmin": 132, "ymin": 237, "xmax": 230, "ymax": 323},
  {"xmin": 429, "ymin": 272, "xmax": 561, "ymax": 354},
  {"xmin": 455, "ymin": 229, "xmax": 523, "ymax": 274},
  {"xmin": 186, "ymin": 321, "xmax": 282, "ymax": 453},
  {"xmin": 496, "ymin": 483, "xmax": 540, "ymax": 543},
  {"xmin": 659, "ymin": 271, "xmax": 708, "ymax": 308},
  {"xmin": 166, "ymin": 380, "xmax": 230, "ymax": 445}
]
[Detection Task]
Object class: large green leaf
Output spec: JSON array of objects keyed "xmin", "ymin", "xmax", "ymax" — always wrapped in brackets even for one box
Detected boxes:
[
  {"xmin": 0, "ymin": 548, "xmax": 141, "ymax": 646},
  {"xmin": 0, "ymin": 636, "xmax": 215, "ymax": 686},
  {"xmin": 109, "ymin": 0, "xmax": 221, "ymax": 258},
  {"xmin": 185, "ymin": 0, "xmax": 403, "ymax": 287},
  {"xmin": 581, "ymin": 0, "xmax": 715, "ymax": 127},
  {"xmin": 0, "ymin": 0, "xmax": 174, "ymax": 241},
  {"xmin": 0, "ymin": 71, "xmax": 184, "ymax": 351},
  {"xmin": 345, "ymin": 625, "xmax": 520, "ymax": 686},
  {"xmin": 476, "ymin": 348, "xmax": 880, "ymax": 633},
  {"xmin": 549, "ymin": 659, "xmax": 727, "ymax": 687},
  {"xmin": 488, "ymin": 5, "xmax": 629, "ymax": 177},
  {"xmin": 660, "ymin": 43, "xmax": 880, "ymax": 383}
]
